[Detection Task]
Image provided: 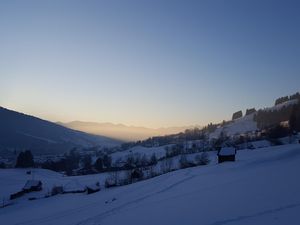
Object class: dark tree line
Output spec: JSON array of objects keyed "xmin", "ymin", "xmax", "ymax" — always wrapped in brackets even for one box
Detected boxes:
[
  {"xmin": 202, "ymin": 123, "xmax": 218, "ymax": 134},
  {"xmin": 94, "ymin": 154, "xmax": 112, "ymax": 172},
  {"xmin": 232, "ymin": 110, "xmax": 243, "ymax": 120},
  {"xmin": 275, "ymin": 92, "xmax": 300, "ymax": 105},
  {"xmin": 256, "ymin": 104, "xmax": 300, "ymax": 142},
  {"xmin": 290, "ymin": 104, "xmax": 300, "ymax": 132},
  {"xmin": 121, "ymin": 127, "xmax": 208, "ymax": 149},
  {"xmin": 254, "ymin": 105, "xmax": 294, "ymax": 129},
  {"xmin": 265, "ymin": 125, "xmax": 290, "ymax": 140},
  {"xmin": 122, "ymin": 153, "xmax": 157, "ymax": 170},
  {"xmin": 41, "ymin": 149, "xmax": 80, "ymax": 175},
  {"xmin": 246, "ymin": 108, "xmax": 256, "ymax": 116}
]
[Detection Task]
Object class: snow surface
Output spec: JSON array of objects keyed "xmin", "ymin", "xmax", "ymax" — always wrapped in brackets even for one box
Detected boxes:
[
  {"xmin": 1, "ymin": 144, "xmax": 300, "ymax": 225},
  {"xmin": 249, "ymin": 140, "xmax": 271, "ymax": 149},
  {"xmin": 23, "ymin": 180, "xmax": 41, "ymax": 190},
  {"xmin": 210, "ymin": 114, "xmax": 257, "ymax": 139},
  {"xmin": 218, "ymin": 147, "xmax": 236, "ymax": 156},
  {"xmin": 111, "ymin": 145, "xmax": 170, "ymax": 162},
  {"xmin": 209, "ymin": 99, "xmax": 299, "ymax": 140},
  {"xmin": 264, "ymin": 99, "xmax": 299, "ymax": 112}
]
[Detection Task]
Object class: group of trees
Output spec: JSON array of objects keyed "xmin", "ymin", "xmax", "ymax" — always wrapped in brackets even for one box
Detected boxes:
[
  {"xmin": 41, "ymin": 150, "xmax": 80, "ymax": 175},
  {"xmin": 290, "ymin": 104, "xmax": 300, "ymax": 132},
  {"xmin": 165, "ymin": 144, "xmax": 184, "ymax": 158},
  {"xmin": 39, "ymin": 149, "xmax": 114, "ymax": 175},
  {"xmin": 247, "ymin": 103, "xmax": 300, "ymax": 143},
  {"xmin": 165, "ymin": 143, "xmax": 207, "ymax": 158},
  {"xmin": 15, "ymin": 150, "xmax": 34, "ymax": 168},
  {"xmin": 94, "ymin": 154, "xmax": 112, "ymax": 172},
  {"xmin": 105, "ymin": 151, "xmax": 211, "ymax": 189},
  {"xmin": 254, "ymin": 101, "xmax": 300, "ymax": 140},
  {"xmin": 121, "ymin": 153, "xmax": 158, "ymax": 170},
  {"xmin": 182, "ymin": 128, "xmax": 206, "ymax": 141},
  {"xmin": 105, "ymin": 167, "xmax": 145, "ymax": 188},
  {"xmin": 104, "ymin": 153, "xmax": 158, "ymax": 188},
  {"xmin": 254, "ymin": 105, "xmax": 295, "ymax": 129},
  {"xmin": 179, "ymin": 152, "xmax": 210, "ymax": 169},
  {"xmin": 265, "ymin": 125, "xmax": 290, "ymax": 140},
  {"xmin": 121, "ymin": 127, "xmax": 209, "ymax": 150},
  {"xmin": 246, "ymin": 108, "xmax": 256, "ymax": 116},
  {"xmin": 232, "ymin": 110, "xmax": 243, "ymax": 120},
  {"xmin": 202, "ymin": 123, "xmax": 218, "ymax": 134},
  {"xmin": 275, "ymin": 92, "xmax": 300, "ymax": 105},
  {"xmin": 11, "ymin": 148, "xmax": 212, "ymax": 190}
]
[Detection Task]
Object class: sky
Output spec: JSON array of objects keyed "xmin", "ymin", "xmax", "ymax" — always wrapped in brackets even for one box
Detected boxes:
[{"xmin": 0, "ymin": 0, "xmax": 299, "ymax": 128}]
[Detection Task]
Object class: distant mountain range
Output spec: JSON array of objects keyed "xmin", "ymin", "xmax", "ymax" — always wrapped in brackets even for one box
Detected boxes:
[
  {"xmin": 0, "ymin": 107, "xmax": 120, "ymax": 155},
  {"xmin": 58, "ymin": 121, "xmax": 195, "ymax": 141},
  {"xmin": 1, "ymin": 92, "xmax": 298, "ymax": 155}
]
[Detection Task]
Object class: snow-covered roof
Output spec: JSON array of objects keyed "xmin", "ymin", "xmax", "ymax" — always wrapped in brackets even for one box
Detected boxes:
[
  {"xmin": 63, "ymin": 180, "xmax": 85, "ymax": 192},
  {"xmin": 23, "ymin": 180, "xmax": 41, "ymax": 190},
  {"xmin": 86, "ymin": 183, "xmax": 100, "ymax": 191},
  {"xmin": 218, "ymin": 147, "xmax": 236, "ymax": 156}
]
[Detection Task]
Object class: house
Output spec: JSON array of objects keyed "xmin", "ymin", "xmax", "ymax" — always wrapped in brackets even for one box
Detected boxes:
[
  {"xmin": 217, "ymin": 147, "xmax": 236, "ymax": 163},
  {"xmin": 23, "ymin": 180, "xmax": 42, "ymax": 193},
  {"xmin": 86, "ymin": 182, "xmax": 100, "ymax": 194}
]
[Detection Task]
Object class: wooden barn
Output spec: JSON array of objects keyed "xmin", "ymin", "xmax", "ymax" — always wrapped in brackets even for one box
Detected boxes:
[
  {"xmin": 86, "ymin": 182, "xmax": 100, "ymax": 194},
  {"xmin": 23, "ymin": 180, "xmax": 42, "ymax": 193},
  {"xmin": 217, "ymin": 147, "xmax": 236, "ymax": 163}
]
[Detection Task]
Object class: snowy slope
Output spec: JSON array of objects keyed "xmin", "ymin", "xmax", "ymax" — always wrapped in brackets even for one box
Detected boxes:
[
  {"xmin": 0, "ymin": 169, "xmax": 109, "ymax": 201},
  {"xmin": 210, "ymin": 114, "xmax": 257, "ymax": 139},
  {"xmin": 265, "ymin": 99, "xmax": 299, "ymax": 112},
  {"xmin": 110, "ymin": 145, "xmax": 171, "ymax": 162},
  {"xmin": 1, "ymin": 144, "xmax": 300, "ymax": 225},
  {"xmin": 209, "ymin": 99, "xmax": 299, "ymax": 140}
]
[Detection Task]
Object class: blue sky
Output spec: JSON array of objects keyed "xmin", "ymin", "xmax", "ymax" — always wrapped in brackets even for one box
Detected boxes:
[{"xmin": 0, "ymin": 0, "xmax": 299, "ymax": 128}]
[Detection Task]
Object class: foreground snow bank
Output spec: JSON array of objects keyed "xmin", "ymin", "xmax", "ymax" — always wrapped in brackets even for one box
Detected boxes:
[{"xmin": 1, "ymin": 144, "xmax": 300, "ymax": 225}]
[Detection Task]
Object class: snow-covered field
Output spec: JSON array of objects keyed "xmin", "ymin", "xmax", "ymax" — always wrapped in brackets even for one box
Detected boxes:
[
  {"xmin": 210, "ymin": 114, "xmax": 257, "ymax": 139},
  {"xmin": 1, "ymin": 144, "xmax": 300, "ymax": 225},
  {"xmin": 110, "ymin": 145, "xmax": 170, "ymax": 162},
  {"xmin": 209, "ymin": 99, "xmax": 299, "ymax": 140}
]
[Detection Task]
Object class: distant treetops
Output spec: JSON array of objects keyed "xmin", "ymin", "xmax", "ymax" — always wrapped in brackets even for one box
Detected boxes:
[{"xmin": 275, "ymin": 92, "xmax": 300, "ymax": 106}]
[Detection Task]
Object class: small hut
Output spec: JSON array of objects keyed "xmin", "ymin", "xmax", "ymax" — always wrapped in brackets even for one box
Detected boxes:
[
  {"xmin": 23, "ymin": 180, "xmax": 42, "ymax": 193},
  {"xmin": 217, "ymin": 147, "xmax": 236, "ymax": 163},
  {"xmin": 86, "ymin": 182, "xmax": 100, "ymax": 194}
]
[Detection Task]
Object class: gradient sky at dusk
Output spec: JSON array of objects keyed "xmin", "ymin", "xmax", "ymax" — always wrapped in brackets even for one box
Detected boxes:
[{"xmin": 1, "ymin": 0, "xmax": 299, "ymax": 128}]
